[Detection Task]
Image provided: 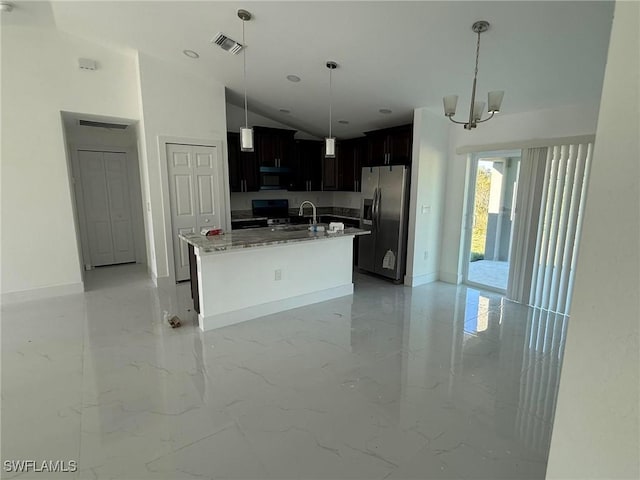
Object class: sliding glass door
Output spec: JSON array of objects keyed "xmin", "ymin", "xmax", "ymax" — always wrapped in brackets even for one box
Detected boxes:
[{"xmin": 464, "ymin": 152, "xmax": 521, "ymax": 292}]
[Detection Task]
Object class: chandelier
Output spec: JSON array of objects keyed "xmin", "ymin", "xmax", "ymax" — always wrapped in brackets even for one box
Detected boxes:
[{"xmin": 443, "ymin": 21, "xmax": 504, "ymax": 130}]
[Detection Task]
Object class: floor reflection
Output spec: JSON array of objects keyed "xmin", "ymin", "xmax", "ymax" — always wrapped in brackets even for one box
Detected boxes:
[{"xmin": 1, "ymin": 265, "xmax": 568, "ymax": 479}]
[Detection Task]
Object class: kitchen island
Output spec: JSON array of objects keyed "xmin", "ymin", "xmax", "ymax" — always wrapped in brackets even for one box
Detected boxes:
[{"xmin": 179, "ymin": 226, "xmax": 370, "ymax": 331}]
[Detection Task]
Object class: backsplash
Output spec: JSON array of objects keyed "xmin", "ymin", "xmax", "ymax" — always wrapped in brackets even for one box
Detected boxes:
[
  {"xmin": 230, "ymin": 191, "xmax": 353, "ymax": 210},
  {"xmin": 332, "ymin": 191, "xmax": 362, "ymax": 209}
]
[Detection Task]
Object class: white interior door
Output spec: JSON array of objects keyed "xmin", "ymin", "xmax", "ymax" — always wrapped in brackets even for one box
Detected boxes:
[
  {"xmin": 79, "ymin": 151, "xmax": 115, "ymax": 267},
  {"xmin": 104, "ymin": 152, "xmax": 135, "ymax": 264},
  {"xmin": 167, "ymin": 143, "xmax": 222, "ymax": 282},
  {"xmin": 78, "ymin": 150, "xmax": 136, "ymax": 267}
]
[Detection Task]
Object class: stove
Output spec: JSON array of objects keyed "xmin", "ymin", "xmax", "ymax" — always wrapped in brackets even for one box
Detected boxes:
[{"xmin": 252, "ymin": 199, "xmax": 291, "ymax": 226}]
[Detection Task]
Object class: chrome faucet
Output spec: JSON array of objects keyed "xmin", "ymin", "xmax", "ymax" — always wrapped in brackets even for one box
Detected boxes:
[{"xmin": 298, "ymin": 200, "xmax": 317, "ymax": 225}]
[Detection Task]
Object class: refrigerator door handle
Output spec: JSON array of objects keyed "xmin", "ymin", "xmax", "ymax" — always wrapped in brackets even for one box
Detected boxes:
[
  {"xmin": 377, "ymin": 187, "xmax": 382, "ymax": 227},
  {"xmin": 372, "ymin": 188, "xmax": 379, "ymax": 231}
]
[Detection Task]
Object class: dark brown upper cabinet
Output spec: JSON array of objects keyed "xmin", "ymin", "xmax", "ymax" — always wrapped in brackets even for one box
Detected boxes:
[
  {"xmin": 253, "ymin": 126, "xmax": 296, "ymax": 168},
  {"xmin": 337, "ymin": 137, "xmax": 366, "ymax": 192},
  {"xmin": 290, "ymin": 140, "xmax": 323, "ymax": 191},
  {"xmin": 321, "ymin": 142, "xmax": 339, "ymax": 191},
  {"xmin": 364, "ymin": 124, "xmax": 413, "ymax": 166}
]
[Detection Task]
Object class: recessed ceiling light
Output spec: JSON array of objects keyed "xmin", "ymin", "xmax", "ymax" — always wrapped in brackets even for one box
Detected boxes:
[
  {"xmin": 183, "ymin": 50, "xmax": 200, "ymax": 59},
  {"xmin": 379, "ymin": 108, "xmax": 393, "ymax": 114},
  {"xmin": 0, "ymin": 2, "xmax": 14, "ymax": 12},
  {"xmin": 338, "ymin": 120, "xmax": 349, "ymax": 124},
  {"xmin": 279, "ymin": 109, "xmax": 291, "ymax": 114},
  {"xmin": 286, "ymin": 75, "xmax": 301, "ymax": 83}
]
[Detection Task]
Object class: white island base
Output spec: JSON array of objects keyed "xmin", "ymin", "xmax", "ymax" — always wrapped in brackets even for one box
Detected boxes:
[{"xmin": 195, "ymin": 235, "xmax": 355, "ymax": 331}]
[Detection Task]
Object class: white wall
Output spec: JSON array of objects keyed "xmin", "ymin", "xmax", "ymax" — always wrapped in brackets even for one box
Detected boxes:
[
  {"xmin": 440, "ymin": 103, "xmax": 600, "ymax": 284},
  {"xmin": 135, "ymin": 53, "xmax": 229, "ymax": 284},
  {"xmin": 226, "ymin": 103, "xmax": 319, "ymax": 140},
  {"xmin": 546, "ymin": 2, "xmax": 640, "ymax": 478},
  {"xmin": 405, "ymin": 108, "xmax": 449, "ymax": 286},
  {"xmin": 1, "ymin": 26, "xmax": 140, "ymax": 299}
]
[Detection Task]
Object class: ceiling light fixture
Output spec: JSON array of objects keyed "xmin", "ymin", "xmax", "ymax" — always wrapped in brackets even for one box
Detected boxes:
[
  {"xmin": 183, "ymin": 49, "xmax": 199, "ymax": 59},
  {"xmin": 0, "ymin": 1, "xmax": 14, "ymax": 12},
  {"xmin": 338, "ymin": 120, "xmax": 349, "ymax": 125},
  {"xmin": 279, "ymin": 109, "xmax": 291, "ymax": 114},
  {"xmin": 325, "ymin": 61, "xmax": 338, "ymax": 158},
  {"xmin": 238, "ymin": 9, "xmax": 253, "ymax": 152},
  {"xmin": 379, "ymin": 109, "xmax": 392, "ymax": 114},
  {"xmin": 443, "ymin": 21, "xmax": 504, "ymax": 130},
  {"xmin": 286, "ymin": 75, "xmax": 301, "ymax": 83}
]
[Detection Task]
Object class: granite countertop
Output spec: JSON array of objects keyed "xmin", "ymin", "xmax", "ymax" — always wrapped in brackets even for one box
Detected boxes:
[
  {"xmin": 231, "ymin": 207, "xmax": 360, "ymax": 222},
  {"xmin": 180, "ymin": 225, "xmax": 370, "ymax": 255}
]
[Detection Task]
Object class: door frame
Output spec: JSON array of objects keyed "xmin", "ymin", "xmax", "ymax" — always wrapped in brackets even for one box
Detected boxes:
[
  {"xmin": 461, "ymin": 150, "xmax": 521, "ymax": 293},
  {"xmin": 158, "ymin": 136, "xmax": 230, "ymax": 286},
  {"xmin": 70, "ymin": 145, "xmax": 145, "ymax": 271}
]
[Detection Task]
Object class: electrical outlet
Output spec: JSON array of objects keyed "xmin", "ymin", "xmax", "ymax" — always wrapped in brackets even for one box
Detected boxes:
[
  {"xmin": 423, "ymin": 251, "xmax": 429, "ymax": 261},
  {"xmin": 421, "ymin": 205, "xmax": 431, "ymax": 214},
  {"xmin": 274, "ymin": 269, "xmax": 282, "ymax": 281}
]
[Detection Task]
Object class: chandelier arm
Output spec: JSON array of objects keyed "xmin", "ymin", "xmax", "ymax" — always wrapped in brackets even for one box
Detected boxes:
[
  {"xmin": 475, "ymin": 111, "xmax": 496, "ymax": 124},
  {"xmin": 447, "ymin": 116, "xmax": 469, "ymax": 126}
]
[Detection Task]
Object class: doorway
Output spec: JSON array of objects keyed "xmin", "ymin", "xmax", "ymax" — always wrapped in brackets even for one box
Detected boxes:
[
  {"xmin": 63, "ymin": 112, "xmax": 147, "ymax": 287},
  {"xmin": 464, "ymin": 151, "xmax": 521, "ymax": 292}
]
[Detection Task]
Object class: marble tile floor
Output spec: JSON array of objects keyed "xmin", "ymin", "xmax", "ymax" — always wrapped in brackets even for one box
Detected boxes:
[{"xmin": 1, "ymin": 263, "xmax": 568, "ymax": 479}]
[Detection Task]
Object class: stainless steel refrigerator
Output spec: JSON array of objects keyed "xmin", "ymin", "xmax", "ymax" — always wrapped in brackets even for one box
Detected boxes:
[{"xmin": 358, "ymin": 165, "xmax": 410, "ymax": 282}]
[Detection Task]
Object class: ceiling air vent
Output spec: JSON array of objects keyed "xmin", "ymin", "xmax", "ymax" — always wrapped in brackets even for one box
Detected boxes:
[
  {"xmin": 78, "ymin": 120, "xmax": 129, "ymax": 130},
  {"xmin": 211, "ymin": 32, "xmax": 244, "ymax": 54}
]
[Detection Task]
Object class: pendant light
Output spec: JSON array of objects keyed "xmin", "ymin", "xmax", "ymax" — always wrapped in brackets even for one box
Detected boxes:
[
  {"xmin": 238, "ymin": 9, "xmax": 253, "ymax": 151},
  {"xmin": 325, "ymin": 61, "xmax": 338, "ymax": 158},
  {"xmin": 443, "ymin": 21, "xmax": 504, "ymax": 130}
]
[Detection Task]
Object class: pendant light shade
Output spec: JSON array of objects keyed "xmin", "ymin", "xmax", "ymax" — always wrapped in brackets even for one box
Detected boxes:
[
  {"xmin": 473, "ymin": 101, "xmax": 486, "ymax": 121},
  {"xmin": 487, "ymin": 90, "xmax": 505, "ymax": 113},
  {"xmin": 325, "ymin": 61, "xmax": 338, "ymax": 158},
  {"xmin": 240, "ymin": 127, "xmax": 254, "ymax": 152},
  {"xmin": 443, "ymin": 95, "xmax": 459, "ymax": 117},
  {"xmin": 325, "ymin": 137, "xmax": 336, "ymax": 158},
  {"xmin": 238, "ymin": 9, "xmax": 254, "ymax": 152}
]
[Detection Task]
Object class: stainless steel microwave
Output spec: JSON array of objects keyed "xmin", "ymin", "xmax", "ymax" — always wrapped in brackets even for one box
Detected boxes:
[{"xmin": 259, "ymin": 166, "xmax": 290, "ymax": 190}]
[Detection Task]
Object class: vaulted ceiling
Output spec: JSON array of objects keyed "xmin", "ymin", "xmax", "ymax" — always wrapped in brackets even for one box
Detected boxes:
[{"xmin": 7, "ymin": 1, "xmax": 614, "ymax": 138}]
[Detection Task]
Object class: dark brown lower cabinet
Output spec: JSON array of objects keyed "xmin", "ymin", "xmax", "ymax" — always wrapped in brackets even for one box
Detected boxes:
[{"xmin": 188, "ymin": 244, "xmax": 199, "ymax": 314}]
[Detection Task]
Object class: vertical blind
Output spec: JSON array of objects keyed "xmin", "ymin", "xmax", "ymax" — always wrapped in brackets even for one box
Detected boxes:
[
  {"xmin": 516, "ymin": 307, "xmax": 568, "ymax": 455},
  {"xmin": 529, "ymin": 142, "xmax": 593, "ymax": 314}
]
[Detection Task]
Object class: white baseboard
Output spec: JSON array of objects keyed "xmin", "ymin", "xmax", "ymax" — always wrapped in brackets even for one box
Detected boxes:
[
  {"xmin": 1, "ymin": 282, "xmax": 84, "ymax": 305},
  {"xmin": 198, "ymin": 283, "xmax": 354, "ymax": 331},
  {"xmin": 404, "ymin": 272, "xmax": 438, "ymax": 287},
  {"xmin": 439, "ymin": 271, "xmax": 463, "ymax": 284}
]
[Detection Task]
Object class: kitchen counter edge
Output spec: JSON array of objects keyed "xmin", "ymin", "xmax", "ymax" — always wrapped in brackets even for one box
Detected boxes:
[{"xmin": 179, "ymin": 227, "xmax": 370, "ymax": 255}]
